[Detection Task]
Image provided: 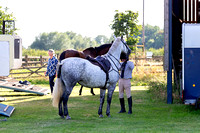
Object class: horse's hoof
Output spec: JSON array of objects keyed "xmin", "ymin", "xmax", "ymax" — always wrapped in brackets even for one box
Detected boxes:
[
  {"xmin": 66, "ymin": 115, "xmax": 71, "ymax": 120},
  {"xmin": 107, "ymin": 114, "xmax": 111, "ymax": 118},
  {"xmin": 79, "ymin": 94, "xmax": 81, "ymax": 96},
  {"xmin": 99, "ymin": 114, "xmax": 103, "ymax": 118},
  {"xmin": 92, "ymin": 93, "xmax": 95, "ymax": 96},
  {"xmin": 60, "ymin": 116, "xmax": 65, "ymax": 119}
]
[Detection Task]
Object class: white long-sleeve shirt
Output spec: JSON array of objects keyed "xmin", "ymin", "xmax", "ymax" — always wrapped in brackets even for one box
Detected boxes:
[{"xmin": 120, "ymin": 61, "xmax": 134, "ymax": 79}]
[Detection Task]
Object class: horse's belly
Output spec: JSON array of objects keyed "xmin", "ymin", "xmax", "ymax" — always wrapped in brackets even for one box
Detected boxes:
[{"xmin": 79, "ymin": 67, "xmax": 106, "ymax": 88}]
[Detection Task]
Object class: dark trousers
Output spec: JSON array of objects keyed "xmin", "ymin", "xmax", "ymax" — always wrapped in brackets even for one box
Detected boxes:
[{"xmin": 49, "ymin": 75, "xmax": 56, "ymax": 93}]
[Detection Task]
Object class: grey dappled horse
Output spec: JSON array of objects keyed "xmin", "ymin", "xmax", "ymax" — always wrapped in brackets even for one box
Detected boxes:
[{"xmin": 53, "ymin": 36, "xmax": 131, "ymax": 119}]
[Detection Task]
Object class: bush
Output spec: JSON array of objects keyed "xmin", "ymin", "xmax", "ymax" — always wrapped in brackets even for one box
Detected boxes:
[
  {"xmin": 22, "ymin": 48, "xmax": 63, "ymax": 56},
  {"xmin": 148, "ymin": 81, "xmax": 181, "ymax": 103},
  {"xmin": 148, "ymin": 47, "xmax": 164, "ymax": 56}
]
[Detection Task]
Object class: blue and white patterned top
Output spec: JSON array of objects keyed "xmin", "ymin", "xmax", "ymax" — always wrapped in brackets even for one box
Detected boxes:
[{"xmin": 46, "ymin": 56, "xmax": 58, "ymax": 77}]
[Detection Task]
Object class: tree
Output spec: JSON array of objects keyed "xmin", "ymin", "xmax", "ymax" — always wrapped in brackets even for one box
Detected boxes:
[
  {"xmin": 30, "ymin": 32, "xmax": 71, "ymax": 50},
  {"xmin": 137, "ymin": 24, "xmax": 164, "ymax": 49},
  {"xmin": 95, "ymin": 35, "xmax": 109, "ymax": 44},
  {"xmin": 111, "ymin": 10, "xmax": 141, "ymax": 49},
  {"xmin": 30, "ymin": 31, "xmax": 98, "ymax": 50},
  {"xmin": 0, "ymin": 6, "xmax": 16, "ymax": 34}
]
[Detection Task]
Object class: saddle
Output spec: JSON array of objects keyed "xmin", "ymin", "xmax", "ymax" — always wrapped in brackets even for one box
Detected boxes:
[{"xmin": 86, "ymin": 56, "xmax": 111, "ymax": 89}]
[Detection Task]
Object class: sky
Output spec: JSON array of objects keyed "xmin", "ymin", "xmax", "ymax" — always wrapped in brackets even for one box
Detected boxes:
[{"xmin": 0, "ymin": 0, "xmax": 164, "ymax": 48}]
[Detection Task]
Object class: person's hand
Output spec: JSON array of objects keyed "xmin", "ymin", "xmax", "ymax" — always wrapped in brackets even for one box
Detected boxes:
[{"xmin": 44, "ymin": 72, "xmax": 47, "ymax": 76}]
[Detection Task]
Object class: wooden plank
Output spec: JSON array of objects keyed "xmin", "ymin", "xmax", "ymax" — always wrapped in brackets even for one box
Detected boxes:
[
  {"xmin": 0, "ymin": 85, "xmax": 48, "ymax": 95},
  {"xmin": 10, "ymin": 71, "xmax": 46, "ymax": 75},
  {"xmin": 164, "ymin": 0, "xmax": 169, "ymax": 71},
  {"xmin": 3, "ymin": 105, "xmax": 9, "ymax": 112},
  {"xmin": 22, "ymin": 56, "xmax": 49, "ymax": 58},
  {"xmin": 0, "ymin": 81, "xmax": 7, "ymax": 85},
  {"xmin": 185, "ymin": 0, "xmax": 188, "ymax": 21},
  {"xmin": 189, "ymin": 0, "xmax": 191, "ymax": 22},
  {"xmin": 24, "ymin": 85, "xmax": 34, "ymax": 90}
]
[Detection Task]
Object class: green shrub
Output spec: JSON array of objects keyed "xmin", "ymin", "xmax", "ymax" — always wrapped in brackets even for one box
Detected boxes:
[{"xmin": 148, "ymin": 47, "xmax": 164, "ymax": 56}]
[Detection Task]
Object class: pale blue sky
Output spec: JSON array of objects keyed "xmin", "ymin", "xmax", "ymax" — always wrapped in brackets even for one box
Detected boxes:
[{"xmin": 0, "ymin": 0, "xmax": 164, "ymax": 48}]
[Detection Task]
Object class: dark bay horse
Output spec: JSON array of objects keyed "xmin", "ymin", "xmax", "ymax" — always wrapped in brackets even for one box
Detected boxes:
[{"xmin": 58, "ymin": 43, "xmax": 112, "ymax": 95}]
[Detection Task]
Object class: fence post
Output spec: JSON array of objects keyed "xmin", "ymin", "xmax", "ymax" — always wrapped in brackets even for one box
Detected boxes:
[
  {"xmin": 25, "ymin": 55, "xmax": 28, "ymax": 67},
  {"xmin": 40, "ymin": 55, "xmax": 43, "ymax": 66}
]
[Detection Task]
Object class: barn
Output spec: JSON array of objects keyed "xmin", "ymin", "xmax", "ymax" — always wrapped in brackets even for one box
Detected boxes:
[{"xmin": 164, "ymin": 0, "xmax": 200, "ymax": 105}]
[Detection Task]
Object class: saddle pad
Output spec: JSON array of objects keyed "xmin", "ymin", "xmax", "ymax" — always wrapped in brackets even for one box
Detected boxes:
[
  {"xmin": 0, "ymin": 103, "xmax": 15, "ymax": 117},
  {"xmin": 86, "ymin": 56, "xmax": 111, "ymax": 73}
]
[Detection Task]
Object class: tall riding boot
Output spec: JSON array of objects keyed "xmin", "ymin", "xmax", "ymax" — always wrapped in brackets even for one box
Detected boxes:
[
  {"xmin": 128, "ymin": 96, "xmax": 133, "ymax": 114},
  {"xmin": 118, "ymin": 98, "xmax": 126, "ymax": 113}
]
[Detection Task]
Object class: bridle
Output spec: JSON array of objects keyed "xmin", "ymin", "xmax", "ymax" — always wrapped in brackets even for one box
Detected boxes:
[{"xmin": 106, "ymin": 37, "xmax": 131, "ymax": 75}]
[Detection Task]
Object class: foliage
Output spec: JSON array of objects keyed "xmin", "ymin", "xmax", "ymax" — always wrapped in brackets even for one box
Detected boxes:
[
  {"xmin": 30, "ymin": 32, "xmax": 71, "ymax": 50},
  {"xmin": 95, "ymin": 35, "xmax": 109, "ymax": 44},
  {"xmin": 148, "ymin": 81, "xmax": 181, "ymax": 103},
  {"xmin": 22, "ymin": 48, "xmax": 49, "ymax": 56},
  {"xmin": 138, "ymin": 24, "xmax": 164, "ymax": 49},
  {"xmin": 147, "ymin": 47, "xmax": 164, "ymax": 56},
  {"xmin": 111, "ymin": 10, "xmax": 141, "ymax": 50},
  {"xmin": 30, "ymin": 31, "xmax": 100, "ymax": 50},
  {"xmin": 0, "ymin": 6, "xmax": 16, "ymax": 34},
  {"xmin": 22, "ymin": 48, "xmax": 63, "ymax": 56}
]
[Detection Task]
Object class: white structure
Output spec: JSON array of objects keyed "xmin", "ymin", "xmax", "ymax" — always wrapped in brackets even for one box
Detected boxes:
[
  {"xmin": 146, "ymin": 52, "xmax": 153, "ymax": 58},
  {"xmin": 182, "ymin": 23, "xmax": 200, "ymax": 105},
  {"xmin": 0, "ymin": 35, "xmax": 22, "ymax": 76}
]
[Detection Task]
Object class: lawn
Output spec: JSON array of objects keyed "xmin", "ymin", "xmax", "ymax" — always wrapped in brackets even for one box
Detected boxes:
[{"xmin": 1, "ymin": 85, "xmax": 200, "ymax": 133}]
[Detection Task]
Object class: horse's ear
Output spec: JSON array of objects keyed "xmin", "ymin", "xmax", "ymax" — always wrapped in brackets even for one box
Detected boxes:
[{"xmin": 113, "ymin": 35, "xmax": 117, "ymax": 39}]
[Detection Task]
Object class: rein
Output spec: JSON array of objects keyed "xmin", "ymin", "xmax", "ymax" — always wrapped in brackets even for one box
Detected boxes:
[
  {"xmin": 107, "ymin": 53, "xmax": 121, "ymax": 71},
  {"xmin": 106, "ymin": 53, "xmax": 121, "ymax": 77}
]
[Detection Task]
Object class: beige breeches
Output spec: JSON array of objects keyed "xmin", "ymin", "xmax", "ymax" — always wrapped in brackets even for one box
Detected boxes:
[{"xmin": 118, "ymin": 78, "xmax": 131, "ymax": 98}]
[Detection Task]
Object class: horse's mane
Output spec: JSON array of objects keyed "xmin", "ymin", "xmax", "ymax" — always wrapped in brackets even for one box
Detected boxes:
[
  {"xmin": 94, "ymin": 42, "xmax": 113, "ymax": 52},
  {"xmin": 83, "ymin": 47, "xmax": 95, "ymax": 52}
]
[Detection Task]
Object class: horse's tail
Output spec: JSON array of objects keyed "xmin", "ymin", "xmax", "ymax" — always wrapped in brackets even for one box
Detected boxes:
[{"xmin": 52, "ymin": 63, "xmax": 64, "ymax": 107}]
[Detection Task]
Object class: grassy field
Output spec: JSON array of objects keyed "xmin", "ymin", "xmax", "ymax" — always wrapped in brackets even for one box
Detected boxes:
[{"xmin": 1, "ymin": 85, "xmax": 200, "ymax": 133}]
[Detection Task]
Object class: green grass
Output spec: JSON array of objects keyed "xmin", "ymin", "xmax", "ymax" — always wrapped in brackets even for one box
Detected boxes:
[{"xmin": 1, "ymin": 85, "xmax": 200, "ymax": 133}]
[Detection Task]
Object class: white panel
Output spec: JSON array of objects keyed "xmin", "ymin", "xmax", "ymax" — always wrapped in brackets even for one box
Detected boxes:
[
  {"xmin": 13, "ymin": 38, "xmax": 22, "ymax": 69},
  {"xmin": 184, "ymin": 24, "xmax": 200, "ymax": 48},
  {"xmin": 0, "ymin": 41, "xmax": 10, "ymax": 76}
]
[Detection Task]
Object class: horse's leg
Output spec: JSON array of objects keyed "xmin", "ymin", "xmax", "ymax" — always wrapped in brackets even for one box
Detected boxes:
[
  {"xmin": 106, "ymin": 86, "xmax": 115, "ymax": 117},
  {"xmin": 79, "ymin": 85, "xmax": 83, "ymax": 95},
  {"xmin": 58, "ymin": 97, "xmax": 64, "ymax": 118},
  {"xmin": 98, "ymin": 89, "xmax": 106, "ymax": 117},
  {"xmin": 90, "ymin": 88, "xmax": 95, "ymax": 95},
  {"xmin": 63, "ymin": 92, "xmax": 71, "ymax": 120}
]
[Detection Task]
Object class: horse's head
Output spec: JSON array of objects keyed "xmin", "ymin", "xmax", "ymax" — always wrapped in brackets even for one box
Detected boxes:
[{"xmin": 113, "ymin": 35, "xmax": 131, "ymax": 60}]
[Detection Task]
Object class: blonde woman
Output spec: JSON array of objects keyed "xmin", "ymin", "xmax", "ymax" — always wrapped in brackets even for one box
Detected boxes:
[{"xmin": 45, "ymin": 49, "xmax": 58, "ymax": 93}]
